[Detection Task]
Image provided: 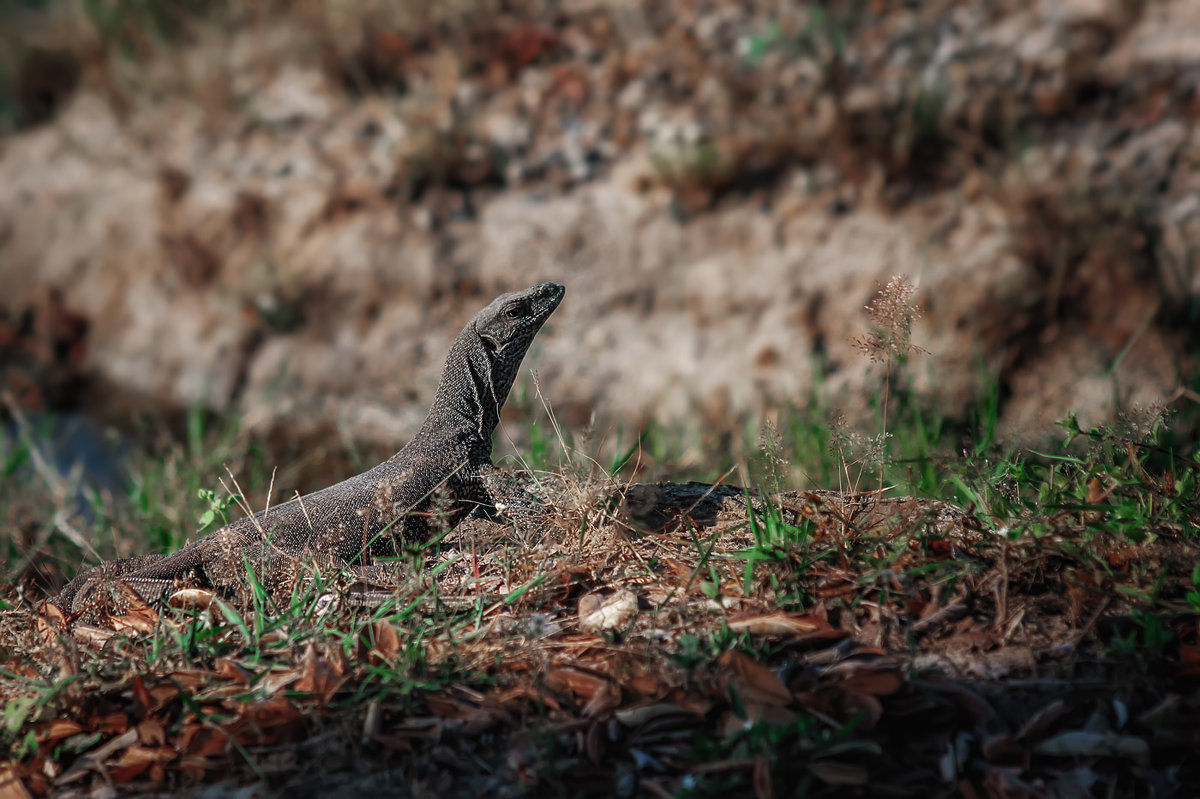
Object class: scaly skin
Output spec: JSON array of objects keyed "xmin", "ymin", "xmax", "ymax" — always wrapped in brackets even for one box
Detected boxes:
[{"xmin": 50, "ymin": 282, "xmax": 565, "ymax": 618}]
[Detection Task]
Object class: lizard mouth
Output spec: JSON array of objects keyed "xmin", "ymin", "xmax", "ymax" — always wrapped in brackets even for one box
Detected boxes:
[{"xmin": 529, "ymin": 281, "xmax": 566, "ymax": 317}]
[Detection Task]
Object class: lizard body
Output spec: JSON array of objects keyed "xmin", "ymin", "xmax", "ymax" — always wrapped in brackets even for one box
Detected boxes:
[{"xmin": 50, "ymin": 282, "xmax": 564, "ymax": 617}]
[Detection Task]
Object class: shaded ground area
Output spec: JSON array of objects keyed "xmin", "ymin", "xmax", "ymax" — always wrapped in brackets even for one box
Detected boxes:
[{"xmin": 3, "ymin": 469, "xmax": 1198, "ymax": 797}]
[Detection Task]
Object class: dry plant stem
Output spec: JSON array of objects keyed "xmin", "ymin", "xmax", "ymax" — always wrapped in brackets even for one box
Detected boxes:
[
  {"xmin": 879, "ymin": 349, "xmax": 891, "ymax": 496},
  {"xmin": 852, "ymin": 275, "xmax": 924, "ymax": 497},
  {"xmin": 533, "ymin": 372, "xmax": 572, "ymax": 469}
]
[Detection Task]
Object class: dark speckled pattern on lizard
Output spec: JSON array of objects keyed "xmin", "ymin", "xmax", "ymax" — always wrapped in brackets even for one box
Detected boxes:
[{"xmin": 50, "ymin": 282, "xmax": 565, "ymax": 619}]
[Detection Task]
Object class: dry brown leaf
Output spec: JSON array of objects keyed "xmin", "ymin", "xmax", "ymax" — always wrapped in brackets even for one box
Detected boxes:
[
  {"xmin": 0, "ymin": 763, "xmax": 32, "ymax": 799},
  {"xmin": 177, "ymin": 755, "xmax": 210, "ymax": 780},
  {"xmin": 727, "ymin": 612, "xmax": 828, "ymax": 636},
  {"xmin": 807, "ymin": 761, "xmax": 869, "ymax": 786},
  {"xmin": 753, "ymin": 753, "xmax": 774, "ymax": 799},
  {"xmin": 69, "ymin": 624, "xmax": 114, "ymax": 648},
  {"xmin": 585, "ymin": 722, "xmax": 606, "ymax": 764},
  {"xmin": 35, "ymin": 609, "xmax": 64, "ymax": 645},
  {"xmin": 109, "ymin": 744, "xmax": 175, "ymax": 783},
  {"xmin": 35, "ymin": 719, "xmax": 84, "ymax": 744},
  {"xmin": 545, "ymin": 666, "xmax": 613, "ymax": 705},
  {"xmin": 259, "ymin": 668, "xmax": 301, "ymax": 694},
  {"xmin": 738, "ymin": 701, "xmax": 798, "ymax": 729},
  {"xmin": 367, "ymin": 620, "xmax": 402, "ymax": 664},
  {"xmin": 136, "ymin": 718, "xmax": 167, "ymax": 747},
  {"xmin": 176, "ymin": 725, "xmax": 232, "ymax": 759},
  {"xmin": 838, "ymin": 691, "xmax": 883, "ymax": 730},
  {"xmin": 147, "ymin": 683, "xmax": 181, "ymax": 709},
  {"xmin": 830, "ymin": 661, "xmax": 905, "ymax": 697},
  {"xmin": 581, "ymin": 680, "xmax": 622, "ymax": 718},
  {"xmin": 1016, "ymin": 699, "xmax": 1068, "ymax": 741},
  {"xmin": 229, "ymin": 697, "xmax": 307, "ymax": 746},
  {"xmin": 506, "ymin": 731, "xmax": 537, "ymax": 784},
  {"xmin": 293, "ymin": 644, "xmax": 346, "ymax": 702},
  {"xmin": 1177, "ymin": 643, "xmax": 1200, "ymax": 679},
  {"xmin": 982, "ymin": 735, "xmax": 1029, "ymax": 769},
  {"xmin": 425, "ymin": 695, "xmax": 495, "ymax": 728},
  {"xmin": 117, "ymin": 582, "xmax": 158, "ymax": 613},
  {"xmin": 193, "ymin": 683, "xmax": 250, "ymax": 702},
  {"xmin": 94, "ymin": 712, "xmax": 129, "ymax": 735},
  {"xmin": 54, "ymin": 727, "xmax": 139, "ymax": 786},
  {"xmin": 214, "ymin": 657, "xmax": 253, "ymax": 685},
  {"xmin": 166, "ymin": 669, "xmax": 211, "ymax": 689},
  {"xmin": 793, "ymin": 691, "xmax": 836, "ymax": 717},
  {"xmin": 920, "ymin": 675, "xmax": 996, "ymax": 725},
  {"xmin": 628, "ymin": 672, "xmax": 663, "ymax": 698},
  {"xmin": 718, "ymin": 650, "xmax": 791, "ymax": 707},
  {"xmin": 388, "ymin": 718, "xmax": 445, "ymax": 740},
  {"xmin": 130, "ymin": 675, "xmax": 153, "ymax": 716},
  {"xmin": 493, "ymin": 683, "xmax": 562, "ymax": 712}
]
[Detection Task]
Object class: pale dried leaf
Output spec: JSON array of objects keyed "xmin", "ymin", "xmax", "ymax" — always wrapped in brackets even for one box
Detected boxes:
[
  {"xmin": 0, "ymin": 763, "xmax": 32, "ymax": 799},
  {"xmin": 614, "ymin": 704, "xmax": 698, "ymax": 727},
  {"xmin": 807, "ymin": 761, "xmax": 869, "ymax": 786},
  {"xmin": 1033, "ymin": 731, "xmax": 1149, "ymax": 762},
  {"xmin": 579, "ymin": 589, "xmax": 638, "ymax": 632},
  {"xmin": 727, "ymin": 612, "xmax": 827, "ymax": 636},
  {"xmin": 167, "ymin": 588, "xmax": 215, "ymax": 610}
]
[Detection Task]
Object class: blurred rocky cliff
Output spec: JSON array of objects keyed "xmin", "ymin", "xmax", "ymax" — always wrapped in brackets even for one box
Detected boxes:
[{"xmin": 1, "ymin": 0, "xmax": 1197, "ymax": 465}]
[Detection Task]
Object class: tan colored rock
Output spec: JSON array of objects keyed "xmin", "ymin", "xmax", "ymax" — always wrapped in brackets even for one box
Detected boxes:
[{"xmin": 0, "ymin": 0, "xmax": 1194, "ymax": 460}]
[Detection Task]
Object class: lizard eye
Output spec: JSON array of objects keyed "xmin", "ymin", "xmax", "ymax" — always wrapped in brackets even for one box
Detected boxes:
[{"xmin": 504, "ymin": 304, "xmax": 526, "ymax": 319}]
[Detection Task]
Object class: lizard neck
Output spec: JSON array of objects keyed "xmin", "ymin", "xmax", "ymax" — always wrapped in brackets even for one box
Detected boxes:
[{"xmin": 411, "ymin": 329, "xmax": 505, "ymax": 461}]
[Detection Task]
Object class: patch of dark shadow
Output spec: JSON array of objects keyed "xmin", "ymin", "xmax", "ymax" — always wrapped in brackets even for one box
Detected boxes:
[
  {"xmin": 317, "ymin": 191, "xmax": 370, "ymax": 223},
  {"xmin": 666, "ymin": 158, "xmax": 812, "ymax": 219},
  {"xmin": 161, "ymin": 233, "xmax": 222, "ymax": 287},
  {"xmin": 11, "ymin": 47, "xmax": 81, "ymax": 128},
  {"xmin": 1064, "ymin": 77, "xmax": 1110, "ymax": 115},
  {"xmin": 458, "ymin": 20, "xmax": 566, "ymax": 78},
  {"xmin": 616, "ymin": 482, "xmax": 743, "ymax": 534},
  {"xmin": 221, "ymin": 325, "xmax": 265, "ymax": 415},
  {"xmin": 403, "ymin": 155, "xmax": 508, "ymax": 204},
  {"xmin": 231, "ymin": 190, "xmax": 272, "ymax": 242},
  {"xmin": 324, "ymin": 28, "xmax": 428, "ymax": 96},
  {"xmin": 330, "ymin": 17, "xmax": 564, "ymax": 97},
  {"xmin": 157, "ymin": 166, "xmax": 192, "ymax": 204},
  {"xmin": 0, "ymin": 290, "xmax": 91, "ymax": 412},
  {"xmin": 244, "ymin": 283, "xmax": 310, "ymax": 335}
]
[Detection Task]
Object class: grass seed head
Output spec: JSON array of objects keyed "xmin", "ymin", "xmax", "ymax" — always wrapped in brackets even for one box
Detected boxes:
[{"xmin": 852, "ymin": 275, "xmax": 925, "ymax": 363}]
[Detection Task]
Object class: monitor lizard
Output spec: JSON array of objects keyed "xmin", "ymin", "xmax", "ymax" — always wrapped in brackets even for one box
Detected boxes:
[{"xmin": 49, "ymin": 281, "xmax": 565, "ymax": 620}]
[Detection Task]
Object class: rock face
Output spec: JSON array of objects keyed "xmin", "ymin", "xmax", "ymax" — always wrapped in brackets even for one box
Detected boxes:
[{"xmin": 1, "ymin": 0, "xmax": 1196, "ymax": 461}]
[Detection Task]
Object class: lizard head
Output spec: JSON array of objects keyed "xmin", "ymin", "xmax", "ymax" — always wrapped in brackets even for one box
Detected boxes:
[
  {"xmin": 472, "ymin": 281, "xmax": 565, "ymax": 361},
  {"xmin": 426, "ymin": 281, "xmax": 564, "ymax": 445}
]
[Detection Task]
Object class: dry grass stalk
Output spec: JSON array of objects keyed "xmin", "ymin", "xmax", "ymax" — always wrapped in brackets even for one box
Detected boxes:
[{"xmin": 850, "ymin": 275, "xmax": 925, "ymax": 493}]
